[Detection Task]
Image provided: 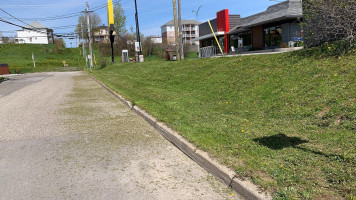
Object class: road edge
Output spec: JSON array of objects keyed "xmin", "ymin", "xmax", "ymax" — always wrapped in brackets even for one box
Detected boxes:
[{"xmin": 89, "ymin": 74, "xmax": 272, "ymax": 200}]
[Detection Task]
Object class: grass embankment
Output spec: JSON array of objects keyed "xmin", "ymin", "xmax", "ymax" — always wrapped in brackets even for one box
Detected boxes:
[
  {"xmin": 92, "ymin": 51, "xmax": 355, "ymax": 199},
  {"xmin": 0, "ymin": 44, "xmax": 85, "ymax": 73}
]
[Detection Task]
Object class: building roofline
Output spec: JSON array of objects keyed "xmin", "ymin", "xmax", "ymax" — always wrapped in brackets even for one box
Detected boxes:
[
  {"xmin": 161, "ymin": 20, "xmax": 202, "ymax": 28},
  {"xmin": 191, "ymin": 31, "xmax": 225, "ymax": 42}
]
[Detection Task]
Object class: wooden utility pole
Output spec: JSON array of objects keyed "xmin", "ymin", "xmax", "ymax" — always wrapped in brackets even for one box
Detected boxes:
[
  {"xmin": 86, "ymin": 2, "xmax": 93, "ymax": 72},
  {"xmin": 178, "ymin": 0, "xmax": 184, "ymax": 60},
  {"xmin": 172, "ymin": 0, "xmax": 180, "ymax": 60},
  {"xmin": 81, "ymin": 23, "xmax": 87, "ymax": 68}
]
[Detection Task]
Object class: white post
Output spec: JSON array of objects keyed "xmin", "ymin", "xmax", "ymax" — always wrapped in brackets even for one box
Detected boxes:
[
  {"xmin": 32, "ymin": 52, "xmax": 36, "ymax": 68},
  {"xmin": 81, "ymin": 23, "xmax": 88, "ymax": 69}
]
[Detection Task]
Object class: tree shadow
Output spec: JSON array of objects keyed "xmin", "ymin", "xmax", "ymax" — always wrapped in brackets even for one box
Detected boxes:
[
  {"xmin": 253, "ymin": 134, "xmax": 348, "ymax": 162},
  {"xmin": 253, "ymin": 133, "xmax": 308, "ymax": 150}
]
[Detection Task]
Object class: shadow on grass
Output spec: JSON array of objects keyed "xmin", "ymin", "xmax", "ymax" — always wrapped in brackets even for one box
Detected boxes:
[{"xmin": 253, "ymin": 134, "xmax": 349, "ymax": 162}]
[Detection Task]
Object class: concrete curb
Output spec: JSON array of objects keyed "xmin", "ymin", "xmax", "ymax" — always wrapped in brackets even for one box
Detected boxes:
[{"xmin": 89, "ymin": 74, "xmax": 272, "ymax": 200}]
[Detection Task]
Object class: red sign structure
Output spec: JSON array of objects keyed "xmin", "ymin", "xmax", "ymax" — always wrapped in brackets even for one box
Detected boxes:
[{"xmin": 217, "ymin": 9, "xmax": 230, "ymax": 53}]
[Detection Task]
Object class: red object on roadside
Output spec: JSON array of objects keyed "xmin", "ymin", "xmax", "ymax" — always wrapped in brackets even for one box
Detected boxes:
[
  {"xmin": 166, "ymin": 48, "xmax": 169, "ymax": 61},
  {"xmin": 0, "ymin": 64, "xmax": 10, "ymax": 75}
]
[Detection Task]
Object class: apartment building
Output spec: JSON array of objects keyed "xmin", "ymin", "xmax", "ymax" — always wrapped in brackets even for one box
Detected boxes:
[{"xmin": 161, "ymin": 20, "xmax": 201, "ymax": 45}]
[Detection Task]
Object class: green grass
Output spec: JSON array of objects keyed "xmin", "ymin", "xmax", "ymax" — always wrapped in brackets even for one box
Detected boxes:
[
  {"xmin": 0, "ymin": 44, "xmax": 86, "ymax": 73},
  {"xmin": 92, "ymin": 50, "xmax": 356, "ymax": 199}
]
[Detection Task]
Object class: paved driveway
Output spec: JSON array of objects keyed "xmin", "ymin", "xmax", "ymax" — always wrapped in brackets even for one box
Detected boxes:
[{"xmin": 0, "ymin": 72, "xmax": 240, "ymax": 200}]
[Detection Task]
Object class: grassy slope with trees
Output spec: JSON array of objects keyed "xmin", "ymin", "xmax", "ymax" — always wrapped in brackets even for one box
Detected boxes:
[
  {"xmin": 0, "ymin": 44, "xmax": 84, "ymax": 73},
  {"xmin": 92, "ymin": 50, "xmax": 355, "ymax": 199}
]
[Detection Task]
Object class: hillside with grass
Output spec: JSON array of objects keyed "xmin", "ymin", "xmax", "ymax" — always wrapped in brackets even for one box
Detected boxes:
[
  {"xmin": 0, "ymin": 44, "xmax": 85, "ymax": 73},
  {"xmin": 92, "ymin": 50, "xmax": 355, "ymax": 199}
]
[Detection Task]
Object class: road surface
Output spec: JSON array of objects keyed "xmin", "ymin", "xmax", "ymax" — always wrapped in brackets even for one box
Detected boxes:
[{"xmin": 0, "ymin": 72, "xmax": 240, "ymax": 200}]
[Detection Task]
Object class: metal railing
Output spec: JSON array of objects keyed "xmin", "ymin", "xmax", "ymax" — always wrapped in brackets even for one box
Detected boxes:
[
  {"xmin": 200, "ymin": 46, "xmax": 220, "ymax": 58},
  {"xmin": 183, "ymin": 34, "xmax": 196, "ymax": 38}
]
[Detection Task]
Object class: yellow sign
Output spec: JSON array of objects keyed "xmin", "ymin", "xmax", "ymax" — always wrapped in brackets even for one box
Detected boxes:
[{"xmin": 107, "ymin": 0, "xmax": 114, "ymax": 32}]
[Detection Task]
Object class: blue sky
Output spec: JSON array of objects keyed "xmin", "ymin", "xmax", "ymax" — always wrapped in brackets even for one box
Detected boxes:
[{"xmin": 0, "ymin": 0, "xmax": 278, "ymax": 46}]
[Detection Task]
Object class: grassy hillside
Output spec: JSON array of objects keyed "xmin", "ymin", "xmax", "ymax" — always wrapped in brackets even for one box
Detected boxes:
[
  {"xmin": 92, "ymin": 51, "xmax": 355, "ymax": 199},
  {"xmin": 0, "ymin": 44, "xmax": 85, "ymax": 73}
]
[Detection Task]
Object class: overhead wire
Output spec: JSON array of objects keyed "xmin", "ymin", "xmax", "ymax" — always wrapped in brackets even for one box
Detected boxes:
[
  {"xmin": 0, "ymin": 1, "xmax": 119, "ymax": 22},
  {"xmin": 0, "ymin": 0, "xmax": 120, "ymax": 40},
  {"xmin": 0, "ymin": 8, "xmax": 48, "ymax": 35}
]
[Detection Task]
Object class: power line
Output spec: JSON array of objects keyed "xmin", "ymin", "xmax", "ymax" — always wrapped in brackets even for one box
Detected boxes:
[
  {"xmin": 0, "ymin": 1, "xmax": 118, "ymax": 22},
  {"xmin": 0, "ymin": 8, "xmax": 47, "ymax": 34}
]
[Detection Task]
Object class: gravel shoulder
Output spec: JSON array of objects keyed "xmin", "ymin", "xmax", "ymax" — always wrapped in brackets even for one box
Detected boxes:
[{"xmin": 0, "ymin": 72, "xmax": 240, "ymax": 200}]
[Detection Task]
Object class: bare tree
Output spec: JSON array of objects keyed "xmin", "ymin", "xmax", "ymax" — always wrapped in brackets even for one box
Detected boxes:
[
  {"xmin": 114, "ymin": 0, "xmax": 127, "ymax": 38},
  {"xmin": 302, "ymin": 0, "xmax": 356, "ymax": 47},
  {"xmin": 1, "ymin": 36, "xmax": 10, "ymax": 44},
  {"xmin": 75, "ymin": 13, "xmax": 102, "ymax": 41}
]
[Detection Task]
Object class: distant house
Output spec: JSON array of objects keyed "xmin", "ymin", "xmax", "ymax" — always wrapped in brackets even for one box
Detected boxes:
[
  {"xmin": 149, "ymin": 35, "xmax": 162, "ymax": 44},
  {"xmin": 93, "ymin": 25, "xmax": 116, "ymax": 43},
  {"xmin": 16, "ymin": 21, "xmax": 53, "ymax": 44},
  {"xmin": 161, "ymin": 20, "xmax": 201, "ymax": 45}
]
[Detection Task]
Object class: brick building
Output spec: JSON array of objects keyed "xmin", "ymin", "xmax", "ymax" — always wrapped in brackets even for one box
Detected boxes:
[{"xmin": 161, "ymin": 20, "xmax": 201, "ymax": 45}]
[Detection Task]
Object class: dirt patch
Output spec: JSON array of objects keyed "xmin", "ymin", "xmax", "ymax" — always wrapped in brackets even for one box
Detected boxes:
[{"xmin": 317, "ymin": 107, "xmax": 330, "ymax": 118}]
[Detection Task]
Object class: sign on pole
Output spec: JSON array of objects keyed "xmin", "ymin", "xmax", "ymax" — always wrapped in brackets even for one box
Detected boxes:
[{"xmin": 135, "ymin": 42, "xmax": 141, "ymax": 52}]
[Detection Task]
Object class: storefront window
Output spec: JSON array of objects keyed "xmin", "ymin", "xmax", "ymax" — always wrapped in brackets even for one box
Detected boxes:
[
  {"xmin": 230, "ymin": 31, "xmax": 252, "ymax": 49},
  {"xmin": 264, "ymin": 26, "xmax": 282, "ymax": 47}
]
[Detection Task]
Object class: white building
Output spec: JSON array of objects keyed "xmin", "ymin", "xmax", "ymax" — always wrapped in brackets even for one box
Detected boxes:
[
  {"xmin": 17, "ymin": 21, "xmax": 51, "ymax": 44},
  {"xmin": 149, "ymin": 36, "xmax": 162, "ymax": 44}
]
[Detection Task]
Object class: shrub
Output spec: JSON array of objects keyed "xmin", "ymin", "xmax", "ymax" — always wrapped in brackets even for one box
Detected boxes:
[
  {"xmin": 99, "ymin": 59, "xmax": 107, "ymax": 69},
  {"xmin": 302, "ymin": 0, "xmax": 355, "ymax": 47},
  {"xmin": 14, "ymin": 68, "xmax": 22, "ymax": 74},
  {"xmin": 291, "ymin": 39, "xmax": 356, "ymax": 58},
  {"xmin": 280, "ymin": 43, "xmax": 288, "ymax": 48}
]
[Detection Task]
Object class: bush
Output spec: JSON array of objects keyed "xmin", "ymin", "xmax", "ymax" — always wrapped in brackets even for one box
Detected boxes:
[
  {"xmin": 291, "ymin": 39, "xmax": 356, "ymax": 58},
  {"xmin": 14, "ymin": 68, "xmax": 22, "ymax": 74},
  {"xmin": 99, "ymin": 59, "xmax": 107, "ymax": 69},
  {"xmin": 280, "ymin": 43, "xmax": 288, "ymax": 48},
  {"xmin": 302, "ymin": 0, "xmax": 355, "ymax": 47},
  {"xmin": 54, "ymin": 38, "xmax": 66, "ymax": 53},
  {"xmin": 96, "ymin": 33, "xmax": 136, "ymax": 59}
]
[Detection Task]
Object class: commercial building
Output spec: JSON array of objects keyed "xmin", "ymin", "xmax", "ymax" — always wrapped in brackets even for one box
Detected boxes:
[
  {"xmin": 161, "ymin": 20, "xmax": 201, "ymax": 45},
  {"xmin": 193, "ymin": 0, "xmax": 303, "ymax": 54}
]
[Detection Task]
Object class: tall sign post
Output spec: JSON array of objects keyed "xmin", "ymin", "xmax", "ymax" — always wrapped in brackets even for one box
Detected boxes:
[{"xmin": 107, "ymin": 0, "xmax": 115, "ymax": 64}]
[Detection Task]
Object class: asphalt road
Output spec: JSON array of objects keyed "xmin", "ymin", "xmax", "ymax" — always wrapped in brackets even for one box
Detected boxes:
[{"xmin": 0, "ymin": 72, "xmax": 240, "ymax": 200}]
